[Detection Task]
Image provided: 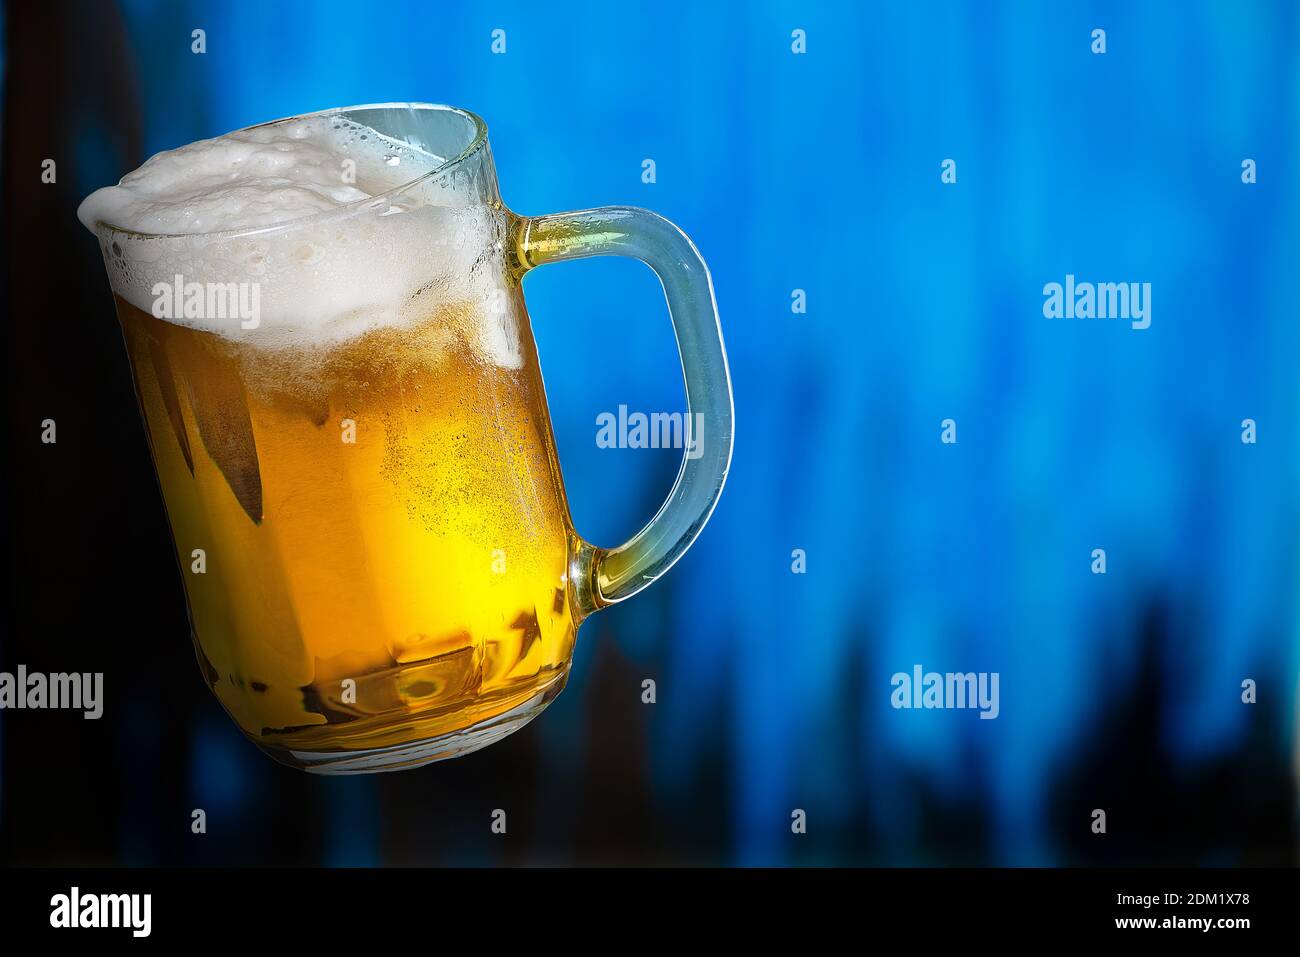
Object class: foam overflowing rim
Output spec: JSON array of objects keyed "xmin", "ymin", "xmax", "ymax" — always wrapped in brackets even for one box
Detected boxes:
[{"xmin": 91, "ymin": 102, "xmax": 491, "ymax": 242}]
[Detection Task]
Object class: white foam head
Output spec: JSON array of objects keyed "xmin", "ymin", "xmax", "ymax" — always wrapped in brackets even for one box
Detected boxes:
[{"xmin": 79, "ymin": 110, "xmax": 521, "ymax": 366}]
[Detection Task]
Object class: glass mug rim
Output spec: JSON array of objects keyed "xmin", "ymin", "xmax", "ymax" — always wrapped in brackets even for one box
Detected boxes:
[{"xmin": 89, "ymin": 102, "xmax": 490, "ymax": 242}]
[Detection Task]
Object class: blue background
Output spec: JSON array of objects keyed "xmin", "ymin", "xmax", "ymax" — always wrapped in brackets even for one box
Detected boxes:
[{"xmin": 5, "ymin": 0, "xmax": 1298, "ymax": 866}]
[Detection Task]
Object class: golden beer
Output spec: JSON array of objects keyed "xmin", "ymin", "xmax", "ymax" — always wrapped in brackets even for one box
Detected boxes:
[{"xmin": 116, "ymin": 291, "xmax": 578, "ymax": 761}]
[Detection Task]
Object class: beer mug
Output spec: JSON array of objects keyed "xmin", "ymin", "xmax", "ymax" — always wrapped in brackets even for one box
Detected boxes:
[{"xmin": 82, "ymin": 103, "xmax": 732, "ymax": 773}]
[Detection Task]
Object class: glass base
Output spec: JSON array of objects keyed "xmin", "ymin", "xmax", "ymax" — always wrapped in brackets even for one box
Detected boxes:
[{"xmin": 254, "ymin": 674, "xmax": 566, "ymax": 774}]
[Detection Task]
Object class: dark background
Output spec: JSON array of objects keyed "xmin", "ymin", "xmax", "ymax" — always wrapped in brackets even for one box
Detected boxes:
[{"xmin": 2, "ymin": 0, "xmax": 1297, "ymax": 865}]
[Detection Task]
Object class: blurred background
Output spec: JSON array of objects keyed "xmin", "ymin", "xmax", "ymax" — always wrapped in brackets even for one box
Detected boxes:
[{"xmin": 3, "ymin": 0, "xmax": 1299, "ymax": 865}]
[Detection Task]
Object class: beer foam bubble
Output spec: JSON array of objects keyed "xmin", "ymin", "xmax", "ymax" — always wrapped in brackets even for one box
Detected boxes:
[{"xmin": 78, "ymin": 115, "xmax": 521, "ymax": 367}]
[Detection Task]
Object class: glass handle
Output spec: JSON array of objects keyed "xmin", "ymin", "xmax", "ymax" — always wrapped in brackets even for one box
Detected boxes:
[{"xmin": 514, "ymin": 207, "xmax": 734, "ymax": 617}]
